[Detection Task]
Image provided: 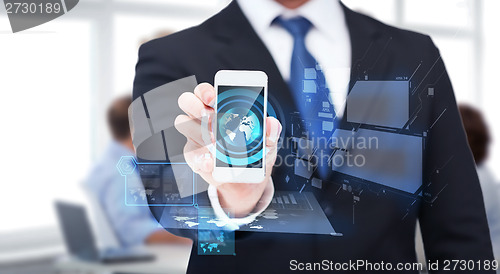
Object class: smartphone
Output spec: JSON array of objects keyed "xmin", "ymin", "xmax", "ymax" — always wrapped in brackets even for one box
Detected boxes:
[{"xmin": 212, "ymin": 70, "xmax": 268, "ymax": 183}]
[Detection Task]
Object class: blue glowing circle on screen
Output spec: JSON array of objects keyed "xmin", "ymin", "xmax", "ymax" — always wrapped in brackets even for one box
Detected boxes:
[{"xmin": 215, "ymin": 88, "xmax": 276, "ymax": 166}]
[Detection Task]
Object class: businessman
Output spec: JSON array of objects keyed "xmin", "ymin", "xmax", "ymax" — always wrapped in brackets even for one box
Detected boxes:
[{"xmin": 133, "ymin": 0, "xmax": 494, "ymax": 272}]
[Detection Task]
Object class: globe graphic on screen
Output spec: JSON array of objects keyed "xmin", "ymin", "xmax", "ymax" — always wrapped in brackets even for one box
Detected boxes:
[{"xmin": 219, "ymin": 108, "xmax": 261, "ymax": 147}]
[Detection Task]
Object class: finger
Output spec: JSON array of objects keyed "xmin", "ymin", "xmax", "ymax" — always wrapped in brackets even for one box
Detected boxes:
[
  {"xmin": 266, "ymin": 116, "xmax": 282, "ymax": 147},
  {"xmin": 178, "ymin": 92, "xmax": 213, "ymax": 120},
  {"xmin": 174, "ymin": 115, "xmax": 206, "ymax": 146},
  {"xmin": 183, "ymin": 140, "xmax": 209, "ymax": 172},
  {"xmin": 264, "ymin": 117, "xmax": 281, "ymax": 176},
  {"xmin": 183, "ymin": 140, "xmax": 215, "ymax": 181},
  {"xmin": 183, "ymin": 140, "xmax": 201, "ymax": 172},
  {"xmin": 194, "ymin": 83, "xmax": 216, "ymax": 107}
]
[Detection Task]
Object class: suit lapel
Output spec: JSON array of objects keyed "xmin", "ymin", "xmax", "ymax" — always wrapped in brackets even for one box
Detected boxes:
[
  {"xmin": 342, "ymin": 2, "xmax": 386, "ymax": 87},
  {"xmin": 339, "ymin": 2, "xmax": 389, "ymax": 126}
]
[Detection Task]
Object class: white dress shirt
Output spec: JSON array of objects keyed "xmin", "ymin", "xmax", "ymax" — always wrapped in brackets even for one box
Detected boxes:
[{"xmin": 209, "ymin": 0, "xmax": 352, "ymax": 227}]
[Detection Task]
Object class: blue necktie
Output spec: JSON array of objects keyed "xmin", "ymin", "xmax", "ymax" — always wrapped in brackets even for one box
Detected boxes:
[
  {"xmin": 276, "ymin": 16, "xmax": 337, "ymax": 180},
  {"xmin": 274, "ymin": 16, "xmax": 335, "ymax": 136}
]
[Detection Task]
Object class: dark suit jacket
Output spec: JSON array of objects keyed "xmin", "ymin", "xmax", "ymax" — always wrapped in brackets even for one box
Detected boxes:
[{"xmin": 133, "ymin": 1, "xmax": 494, "ymax": 273}]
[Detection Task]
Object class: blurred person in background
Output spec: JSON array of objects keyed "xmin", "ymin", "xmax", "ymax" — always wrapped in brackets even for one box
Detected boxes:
[
  {"xmin": 84, "ymin": 95, "xmax": 191, "ymax": 247},
  {"xmin": 459, "ymin": 103, "xmax": 500, "ymax": 260}
]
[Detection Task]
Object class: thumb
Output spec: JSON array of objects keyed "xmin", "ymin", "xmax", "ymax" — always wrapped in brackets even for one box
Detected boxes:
[{"xmin": 266, "ymin": 116, "xmax": 282, "ymax": 147}]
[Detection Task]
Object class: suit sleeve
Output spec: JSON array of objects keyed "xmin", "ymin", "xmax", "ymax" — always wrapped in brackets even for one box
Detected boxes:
[
  {"xmin": 133, "ymin": 39, "xmax": 188, "ymax": 100},
  {"xmin": 418, "ymin": 38, "xmax": 495, "ymax": 273}
]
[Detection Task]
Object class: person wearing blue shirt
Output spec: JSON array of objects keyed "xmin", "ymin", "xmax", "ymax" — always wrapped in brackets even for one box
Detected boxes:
[{"xmin": 85, "ymin": 96, "xmax": 191, "ymax": 247}]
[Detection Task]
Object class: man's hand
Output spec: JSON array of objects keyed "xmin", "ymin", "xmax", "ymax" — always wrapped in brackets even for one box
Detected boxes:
[{"xmin": 174, "ymin": 83, "xmax": 281, "ymax": 217}]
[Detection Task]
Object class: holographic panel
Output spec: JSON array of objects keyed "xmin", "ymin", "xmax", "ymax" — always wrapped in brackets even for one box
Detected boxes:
[
  {"xmin": 159, "ymin": 192, "xmax": 339, "ymax": 236},
  {"xmin": 197, "ymin": 207, "xmax": 235, "ymax": 256},
  {"xmin": 130, "ymin": 76, "xmax": 205, "ymax": 198},
  {"xmin": 143, "ymin": 76, "xmax": 198, "ymax": 134},
  {"xmin": 347, "ymin": 81, "xmax": 409, "ymax": 128},
  {"xmin": 120, "ymin": 161, "xmax": 195, "ymax": 207},
  {"xmin": 129, "ymin": 97, "xmax": 151, "ymax": 150},
  {"xmin": 331, "ymin": 129, "xmax": 422, "ymax": 194}
]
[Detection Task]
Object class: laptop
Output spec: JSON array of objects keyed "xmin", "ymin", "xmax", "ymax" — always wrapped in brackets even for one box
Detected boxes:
[{"xmin": 55, "ymin": 201, "xmax": 155, "ymax": 263}]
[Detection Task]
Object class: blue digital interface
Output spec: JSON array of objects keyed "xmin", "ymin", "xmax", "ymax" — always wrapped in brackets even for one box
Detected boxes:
[{"xmin": 216, "ymin": 86, "xmax": 265, "ymax": 168}]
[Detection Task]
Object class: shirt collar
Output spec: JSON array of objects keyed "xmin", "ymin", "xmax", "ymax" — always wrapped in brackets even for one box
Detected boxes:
[
  {"xmin": 237, "ymin": 0, "xmax": 345, "ymax": 40},
  {"xmin": 237, "ymin": 0, "xmax": 284, "ymax": 35}
]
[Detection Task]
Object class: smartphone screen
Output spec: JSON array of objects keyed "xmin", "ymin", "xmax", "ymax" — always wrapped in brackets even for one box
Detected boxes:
[{"xmin": 216, "ymin": 85, "xmax": 265, "ymax": 168}]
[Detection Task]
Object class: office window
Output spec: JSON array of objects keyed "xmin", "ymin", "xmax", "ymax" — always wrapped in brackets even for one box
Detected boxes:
[
  {"xmin": 113, "ymin": 15, "xmax": 201, "ymax": 96},
  {"xmin": 0, "ymin": 19, "xmax": 92, "ymax": 232},
  {"xmin": 432, "ymin": 37, "xmax": 475, "ymax": 104},
  {"xmin": 117, "ymin": 0, "xmax": 220, "ymax": 8},
  {"xmin": 0, "ymin": 0, "xmax": 228, "ymax": 238},
  {"xmin": 342, "ymin": 0, "xmax": 397, "ymax": 24},
  {"xmin": 403, "ymin": 0, "xmax": 473, "ymax": 30}
]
